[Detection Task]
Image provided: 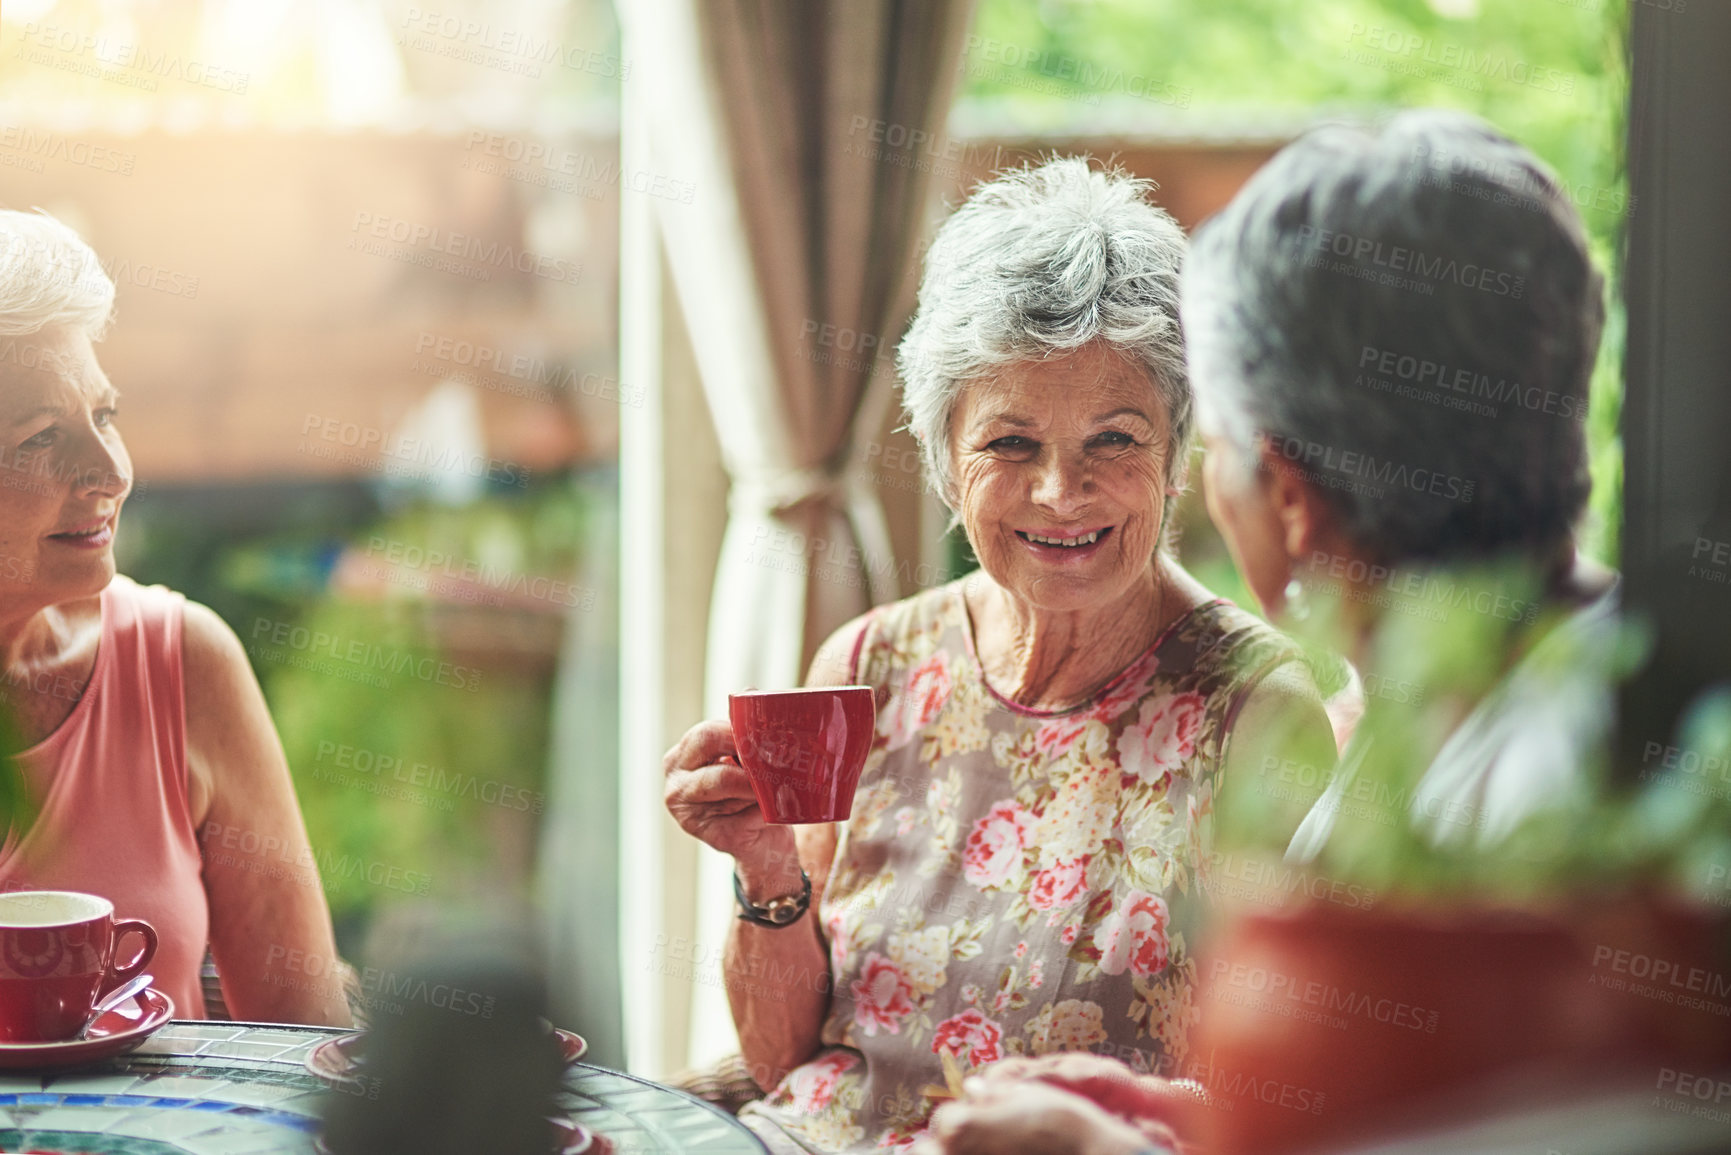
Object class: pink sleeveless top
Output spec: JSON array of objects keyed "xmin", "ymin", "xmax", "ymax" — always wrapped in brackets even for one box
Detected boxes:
[{"xmin": 0, "ymin": 575, "xmax": 209, "ymax": 1020}]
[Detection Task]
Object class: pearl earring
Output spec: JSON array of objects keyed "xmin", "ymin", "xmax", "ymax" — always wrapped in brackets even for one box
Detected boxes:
[{"xmin": 1283, "ymin": 576, "xmax": 1311, "ymax": 622}]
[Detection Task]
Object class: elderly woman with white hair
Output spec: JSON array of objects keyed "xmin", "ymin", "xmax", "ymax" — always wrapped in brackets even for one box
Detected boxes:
[
  {"xmin": 663, "ymin": 159, "xmax": 1334, "ymax": 1154},
  {"xmin": 0, "ymin": 210, "xmax": 349, "ymax": 1026}
]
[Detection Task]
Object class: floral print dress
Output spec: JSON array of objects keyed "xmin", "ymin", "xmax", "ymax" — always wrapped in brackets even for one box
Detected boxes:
[{"xmin": 739, "ymin": 580, "xmax": 1305, "ymax": 1154}]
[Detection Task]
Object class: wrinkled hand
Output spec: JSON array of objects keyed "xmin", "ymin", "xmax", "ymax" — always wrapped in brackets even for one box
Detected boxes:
[
  {"xmin": 965, "ymin": 1053, "xmax": 1205, "ymax": 1138},
  {"xmin": 909, "ymin": 1079, "xmax": 1171, "ymax": 1155},
  {"xmin": 662, "ymin": 719, "xmax": 794, "ymax": 880}
]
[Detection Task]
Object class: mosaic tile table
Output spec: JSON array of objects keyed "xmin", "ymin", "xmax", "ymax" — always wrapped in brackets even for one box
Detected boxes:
[{"xmin": 0, "ymin": 1021, "xmax": 767, "ymax": 1154}]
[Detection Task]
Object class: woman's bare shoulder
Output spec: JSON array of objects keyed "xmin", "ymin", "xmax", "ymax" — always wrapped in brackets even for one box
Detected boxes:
[
  {"xmin": 806, "ymin": 612, "xmax": 875, "ymax": 688},
  {"xmin": 1161, "ymin": 559, "xmax": 1230, "ymax": 619},
  {"xmin": 805, "ymin": 579, "xmax": 971, "ymax": 688},
  {"xmin": 178, "ymin": 601, "xmax": 277, "ymax": 784},
  {"xmin": 179, "ymin": 600, "xmax": 252, "ymax": 695}
]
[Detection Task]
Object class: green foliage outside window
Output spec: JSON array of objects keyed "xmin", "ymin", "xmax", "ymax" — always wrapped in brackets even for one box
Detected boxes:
[{"xmin": 223, "ymin": 483, "xmax": 593, "ymax": 945}]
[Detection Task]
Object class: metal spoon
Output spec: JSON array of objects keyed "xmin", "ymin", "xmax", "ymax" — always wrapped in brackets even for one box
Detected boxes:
[{"xmin": 79, "ymin": 973, "xmax": 153, "ymax": 1039}]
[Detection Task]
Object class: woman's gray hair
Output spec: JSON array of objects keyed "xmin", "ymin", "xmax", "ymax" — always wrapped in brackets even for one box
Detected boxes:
[
  {"xmin": 0, "ymin": 209, "xmax": 115, "ymax": 338},
  {"xmin": 898, "ymin": 157, "xmax": 1191, "ymax": 517},
  {"xmin": 1182, "ymin": 110, "xmax": 1604, "ymax": 566}
]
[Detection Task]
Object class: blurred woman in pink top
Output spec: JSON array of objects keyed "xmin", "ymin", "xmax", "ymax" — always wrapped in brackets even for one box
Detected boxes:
[{"xmin": 0, "ymin": 209, "xmax": 349, "ymax": 1026}]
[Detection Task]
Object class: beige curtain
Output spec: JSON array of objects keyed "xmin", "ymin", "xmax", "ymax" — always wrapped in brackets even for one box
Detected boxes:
[
  {"xmin": 666, "ymin": 0, "xmax": 974, "ymax": 698},
  {"xmin": 622, "ymin": 0, "xmax": 975, "ymax": 1068},
  {"xmin": 693, "ymin": 0, "xmax": 977, "ymax": 690}
]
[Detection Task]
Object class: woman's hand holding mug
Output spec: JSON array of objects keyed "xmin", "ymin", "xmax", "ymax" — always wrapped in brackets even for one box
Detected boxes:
[
  {"xmin": 665, "ymin": 688, "xmax": 873, "ymax": 897},
  {"xmin": 662, "ymin": 719, "xmax": 802, "ymax": 897}
]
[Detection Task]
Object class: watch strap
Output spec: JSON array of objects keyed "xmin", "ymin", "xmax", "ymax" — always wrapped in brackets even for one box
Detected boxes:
[{"xmin": 733, "ymin": 867, "xmax": 812, "ymax": 928}]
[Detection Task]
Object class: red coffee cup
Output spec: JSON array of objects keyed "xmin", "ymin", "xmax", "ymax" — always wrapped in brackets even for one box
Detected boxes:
[
  {"xmin": 0, "ymin": 890, "xmax": 157, "ymax": 1043},
  {"xmin": 729, "ymin": 686, "xmax": 875, "ymax": 824}
]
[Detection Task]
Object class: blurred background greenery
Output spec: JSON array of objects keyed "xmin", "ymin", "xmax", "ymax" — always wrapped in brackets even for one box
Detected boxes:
[{"xmin": 123, "ymin": 479, "xmax": 600, "ymax": 950}]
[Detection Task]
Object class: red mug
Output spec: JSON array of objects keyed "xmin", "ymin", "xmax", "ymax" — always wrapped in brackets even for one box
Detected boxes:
[
  {"xmin": 729, "ymin": 686, "xmax": 875, "ymax": 824},
  {"xmin": 0, "ymin": 890, "xmax": 157, "ymax": 1043}
]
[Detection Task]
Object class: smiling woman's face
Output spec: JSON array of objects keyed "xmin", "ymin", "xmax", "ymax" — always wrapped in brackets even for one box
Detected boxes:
[
  {"xmin": 950, "ymin": 343, "xmax": 1173, "ymax": 615},
  {"xmin": 0, "ymin": 324, "xmax": 132, "ymax": 611}
]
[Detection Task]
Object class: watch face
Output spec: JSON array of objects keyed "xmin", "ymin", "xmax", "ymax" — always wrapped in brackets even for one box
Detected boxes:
[{"xmin": 734, "ymin": 869, "xmax": 810, "ymax": 925}]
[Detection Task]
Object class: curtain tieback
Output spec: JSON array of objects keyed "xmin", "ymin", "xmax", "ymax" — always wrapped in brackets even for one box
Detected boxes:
[
  {"xmin": 729, "ymin": 467, "xmax": 858, "ymax": 517},
  {"xmin": 729, "ymin": 465, "xmax": 897, "ymax": 605}
]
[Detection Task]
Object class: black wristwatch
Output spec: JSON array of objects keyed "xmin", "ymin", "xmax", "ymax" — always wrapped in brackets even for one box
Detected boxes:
[{"xmin": 733, "ymin": 868, "xmax": 811, "ymax": 928}]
